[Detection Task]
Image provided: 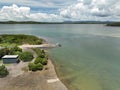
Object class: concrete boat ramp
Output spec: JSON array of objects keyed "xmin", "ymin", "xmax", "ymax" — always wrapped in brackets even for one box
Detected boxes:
[{"xmin": 19, "ymin": 43, "xmax": 60, "ymax": 49}]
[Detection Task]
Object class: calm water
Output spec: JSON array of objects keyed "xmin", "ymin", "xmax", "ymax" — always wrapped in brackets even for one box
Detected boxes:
[{"xmin": 0, "ymin": 24, "xmax": 120, "ymax": 90}]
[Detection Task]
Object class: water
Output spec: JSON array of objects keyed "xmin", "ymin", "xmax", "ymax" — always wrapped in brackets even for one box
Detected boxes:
[{"xmin": 0, "ymin": 24, "xmax": 120, "ymax": 90}]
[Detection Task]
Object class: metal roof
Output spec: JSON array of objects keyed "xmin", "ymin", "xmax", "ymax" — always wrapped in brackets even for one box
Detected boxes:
[{"xmin": 2, "ymin": 55, "xmax": 18, "ymax": 59}]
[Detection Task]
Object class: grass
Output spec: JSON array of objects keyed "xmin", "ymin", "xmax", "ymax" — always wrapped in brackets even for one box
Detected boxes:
[
  {"xmin": 0, "ymin": 43, "xmax": 17, "ymax": 48},
  {"xmin": 0, "ymin": 60, "xmax": 12, "ymax": 66},
  {"xmin": 0, "ymin": 60, "xmax": 2, "ymax": 64},
  {"xmin": 0, "ymin": 34, "xmax": 43, "ymax": 45}
]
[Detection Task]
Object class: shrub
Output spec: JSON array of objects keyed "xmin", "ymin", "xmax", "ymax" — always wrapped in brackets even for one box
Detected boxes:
[
  {"xmin": 0, "ymin": 65, "xmax": 9, "ymax": 78},
  {"xmin": 12, "ymin": 45, "xmax": 22, "ymax": 52},
  {"xmin": 36, "ymin": 63, "xmax": 44, "ymax": 70},
  {"xmin": 0, "ymin": 46, "xmax": 22, "ymax": 58},
  {"xmin": 41, "ymin": 58, "xmax": 47, "ymax": 65},
  {"xmin": 34, "ymin": 57, "xmax": 47, "ymax": 65},
  {"xmin": 38, "ymin": 53, "xmax": 45, "ymax": 58},
  {"xmin": 33, "ymin": 49, "xmax": 46, "ymax": 58},
  {"xmin": 34, "ymin": 57, "xmax": 42, "ymax": 64},
  {"xmin": 0, "ymin": 34, "xmax": 43, "ymax": 45},
  {"xmin": 28, "ymin": 62, "xmax": 43, "ymax": 71},
  {"xmin": 19, "ymin": 52, "xmax": 33, "ymax": 62}
]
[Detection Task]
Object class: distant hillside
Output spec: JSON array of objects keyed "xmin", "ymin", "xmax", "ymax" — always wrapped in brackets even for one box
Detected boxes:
[
  {"xmin": 106, "ymin": 22, "xmax": 120, "ymax": 26},
  {"xmin": 63, "ymin": 21, "xmax": 112, "ymax": 24},
  {"xmin": 0, "ymin": 21, "xmax": 62, "ymax": 24},
  {"xmin": 0, "ymin": 21, "xmax": 119, "ymax": 25}
]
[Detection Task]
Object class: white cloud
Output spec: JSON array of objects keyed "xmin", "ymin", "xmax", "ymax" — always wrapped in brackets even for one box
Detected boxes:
[
  {"xmin": 60, "ymin": 0, "xmax": 120, "ymax": 21},
  {"xmin": 0, "ymin": 0, "xmax": 76, "ymax": 8},
  {"xmin": 0, "ymin": 4, "xmax": 62, "ymax": 22},
  {"xmin": 0, "ymin": 0, "xmax": 120, "ymax": 22}
]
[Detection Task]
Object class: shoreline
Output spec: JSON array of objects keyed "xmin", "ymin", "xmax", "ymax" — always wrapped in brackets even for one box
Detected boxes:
[
  {"xmin": 45, "ymin": 59, "xmax": 68, "ymax": 90},
  {"xmin": 0, "ymin": 58, "xmax": 68, "ymax": 90},
  {"xmin": 0, "ymin": 45, "xmax": 68, "ymax": 90},
  {"xmin": 51, "ymin": 58, "xmax": 70, "ymax": 90}
]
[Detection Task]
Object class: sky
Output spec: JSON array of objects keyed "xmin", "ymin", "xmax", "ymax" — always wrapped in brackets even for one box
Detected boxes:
[{"xmin": 0, "ymin": 0, "xmax": 120, "ymax": 22}]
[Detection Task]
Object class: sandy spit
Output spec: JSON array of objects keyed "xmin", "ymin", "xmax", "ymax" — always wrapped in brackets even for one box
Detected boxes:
[{"xmin": 0, "ymin": 59, "xmax": 68, "ymax": 90}]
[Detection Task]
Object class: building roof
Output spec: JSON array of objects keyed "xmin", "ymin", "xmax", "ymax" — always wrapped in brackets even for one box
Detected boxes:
[{"xmin": 2, "ymin": 55, "xmax": 18, "ymax": 59}]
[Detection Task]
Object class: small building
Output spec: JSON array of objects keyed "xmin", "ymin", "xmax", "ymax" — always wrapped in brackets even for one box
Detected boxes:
[{"xmin": 2, "ymin": 55, "xmax": 19, "ymax": 64}]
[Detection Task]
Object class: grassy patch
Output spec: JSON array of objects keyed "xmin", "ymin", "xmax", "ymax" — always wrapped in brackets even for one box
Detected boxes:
[
  {"xmin": 0, "ymin": 60, "xmax": 2, "ymax": 64},
  {"xmin": 0, "ymin": 34, "xmax": 43, "ymax": 45}
]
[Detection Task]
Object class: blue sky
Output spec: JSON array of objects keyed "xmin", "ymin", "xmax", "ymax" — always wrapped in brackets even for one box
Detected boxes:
[{"xmin": 0, "ymin": 0, "xmax": 120, "ymax": 22}]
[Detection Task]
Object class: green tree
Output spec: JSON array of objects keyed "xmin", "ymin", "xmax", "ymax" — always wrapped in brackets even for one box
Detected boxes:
[
  {"xmin": 0, "ymin": 65, "xmax": 9, "ymax": 78},
  {"xmin": 19, "ymin": 52, "xmax": 33, "ymax": 62},
  {"xmin": 41, "ymin": 58, "xmax": 47, "ymax": 65},
  {"xmin": 28, "ymin": 62, "xmax": 43, "ymax": 71},
  {"xmin": 34, "ymin": 57, "xmax": 42, "ymax": 64},
  {"xmin": 34, "ymin": 57, "xmax": 47, "ymax": 65}
]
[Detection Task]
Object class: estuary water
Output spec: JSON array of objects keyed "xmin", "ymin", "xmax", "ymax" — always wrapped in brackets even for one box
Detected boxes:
[{"xmin": 0, "ymin": 24, "xmax": 120, "ymax": 90}]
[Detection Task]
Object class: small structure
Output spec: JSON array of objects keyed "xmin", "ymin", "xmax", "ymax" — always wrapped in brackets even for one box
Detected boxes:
[{"xmin": 2, "ymin": 55, "xmax": 19, "ymax": 64}]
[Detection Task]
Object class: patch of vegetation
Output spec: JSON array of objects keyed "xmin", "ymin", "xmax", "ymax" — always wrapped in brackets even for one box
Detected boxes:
[
  {"xmin": 0, "ymin": 45, "xmax": 22, "ymax": 58},
  {"xmin": 19, "ymin": 51, "xmax": 33, "ymax": 62},
  {"xmin": 0, "ymin": 21, "xmax": 62, "ymax": 24},
  {"xmin": 28, "ymin": 49, "xmax": 48, "ymax": 71},
  {"xmin": 34, "ymin": 49, "xmax": 47, "ymax": 65},
  {"xmin": 107, "ymin": 22, "xmax": 120, "ymax": 26},
  {"xmin": 34, "ymin": 57, "xmax": 47, "ymax": 65},
  {"xmin": 0, "ymin": 60, "xmax": 2, "ymax": 64},
  {"xmin": 0, "ymin": 65, "xmax": 9, "ymax": 78},
  {"xmin": 0, "ymin": 34, "xmax": 48, "ymax": 72},
  {"xmin": 28, "ymin": 62, "xmax": 43, "ymax": 71},
  {"xmin": 0, "ymin": 34, "xmax": 43, "ymax": 45},
  {"xmin": 0, "ymin": 45, "xmax": 33, "ymax": 63},
  {"xmin": 33, "ymin": 48, "xmax": 47, "ymax": 58}
]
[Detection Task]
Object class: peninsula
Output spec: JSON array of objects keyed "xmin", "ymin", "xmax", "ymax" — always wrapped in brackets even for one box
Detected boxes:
[{"xmin": 0, "ymin": 34, "xmax": 67, "ymax": 90}]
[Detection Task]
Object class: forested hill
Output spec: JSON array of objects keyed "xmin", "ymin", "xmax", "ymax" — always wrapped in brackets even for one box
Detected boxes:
[
  {"xmin": 106, "ymin": 22, "xmax": 120, "ymax": 26},
  {"xmin": 0, "ymin": 21, "xmax": 62, "ymax": 24},
  {"xmin": 0, "ymin": 21, "xmax": 120, "ymax": 25}
]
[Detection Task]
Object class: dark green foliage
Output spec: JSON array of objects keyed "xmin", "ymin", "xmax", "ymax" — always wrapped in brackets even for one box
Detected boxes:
[
  {"xmin": 39, "ymin": 54, "xmax": 45, "ymax": 58},
  {"xmin": 0, "ymin": 48, "xmax": 6, "ymax": 58},
  {"xmin": 34, "ymin": 57, "xmax": 47, "ymax": 65},
  {"xmin": 0, "ymin": 34, "xmax": 43, "ymax": 45},
  {"xmin": 107, "ymin": 22, "xmax": 120, "ymax": 26},
  {"xmin": 0, "ymin": 46, "xmax": 22, "ymax": 58},
  {"xmin": 33, "ymin": 48, "xmax": 42, "ymax": 55},
  {"xmin": 41, "ymin": 58, "xmax": 47, "ymax": 65},
  {"xmin": 0, "ymin": 65, "xmax": 9, "ymax": 78},
  {"xmin": 33, "ymin": 49, "xmax": 46, "ymax": 58},
  {"xmin": 39, "ymin": 50, "xmax": 45, "ymax": 58},
  {"xmin": 12, "ymin": 45, "xmax": 22, "ymax": 52},
  {"xmin": 34, "ymin": 57, "xmax": 42, "ymax": 64},
  {"xmin": 0, "ymin": 21, "xmax": 62, "ymax": 24},
  {"xmin": 28, "ymin": 62, "xmax": 43, "ymax": 71},
  {"xmin": 19, "ymin": 52, "xmax": 33, "ymax": 62},
  {"xmin": 33, "ymin": 48, "xmax": 47, "ymax": 66},
  {"xmin": 28, "ymin": 48, "xmax": 48, "ymax": 72}
]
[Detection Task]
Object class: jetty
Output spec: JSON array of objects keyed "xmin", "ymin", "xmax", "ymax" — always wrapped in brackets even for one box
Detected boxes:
[{"xmin": 19, "ymin": 43, "xmax": 61, "ymax": 49}]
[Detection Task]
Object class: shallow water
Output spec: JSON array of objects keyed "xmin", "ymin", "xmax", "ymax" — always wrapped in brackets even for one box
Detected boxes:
[{"xmin": 0, "ymin": 24, "xmax": 120, "ymax": 90}]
